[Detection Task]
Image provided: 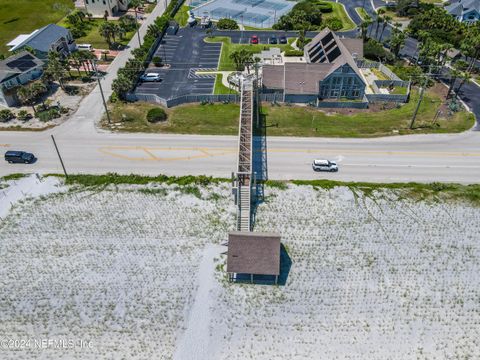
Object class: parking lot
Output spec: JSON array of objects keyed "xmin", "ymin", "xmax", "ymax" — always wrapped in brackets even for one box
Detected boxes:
[
  {"xmin": 134, "ymin": 27, "xmax": 319, "ymax": 101},
  {"xmin": 135, "ymin": 27, "xmax": 222, "ymax": 99}
]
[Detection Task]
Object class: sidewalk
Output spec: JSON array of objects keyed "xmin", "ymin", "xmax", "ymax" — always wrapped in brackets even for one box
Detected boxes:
[{"xmin": 54, "ymin": 1, "xmax": 170, "ymax": 136}]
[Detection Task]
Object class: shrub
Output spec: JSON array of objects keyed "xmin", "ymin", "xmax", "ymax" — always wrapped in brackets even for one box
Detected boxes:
[
  {"xmin": 153, "ymin": 56, "xmax": 163, "ymax": 67},
  {"xmin": 297, "ymin": 37, "xmax": 311, "ymax": 49},
  {"xmin": 0, "ymin": 109, "xmax": 14, "ymax": 122},
  {"xmin": 284, "ymin": 49, "xmax": 304, "ymax": 57},
  {"xmin": 217, "ymin": 18, "xmax": 239, "ymax": 30},
  {"xmin": 324, "ymin": 17, "xmax": 343, "ymax": 31},
  {"xmin": 36, "ymin": 108, "xmax": 60, "ymax": 122},
  {"xmin": 17, "ymin": 110, "xmax": 31, "ymax": 121},
  {"xmin": 146, "ymin": 108, "xmax": 167, "ymax": 123},
  {"xmin": 59, "ymin": 106, "xmax": 70, "ymax": 114},
  {"xmin": 364, "ymin": 39, "xmax": 395, "ymax": 63}
]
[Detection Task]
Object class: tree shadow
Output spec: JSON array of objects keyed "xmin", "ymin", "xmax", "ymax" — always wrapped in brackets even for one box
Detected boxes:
[{"xmin": 3, "ymin": 18, "xmax": 19, "ymax": 24}]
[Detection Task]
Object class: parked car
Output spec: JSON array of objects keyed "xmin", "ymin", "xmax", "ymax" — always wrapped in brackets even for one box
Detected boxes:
[
  {"xmin": 279, "ymin": 35, "xmax": 287, "ymax": 44},
  {"xmin": 140, "ymin": 73, "xmax": 162, "ymax": 82},
  {"xmin": 4, "ymin": 151, "xmax": 35, "ymax": 164},
  {"xmin": 77, "ymin": 43, "xmax": 93, "ymax": 51},
  {"xmin": 250, "ymin": 35, "xmax": 259, "ymax": 44},
  {"xmin": 312, "ymin": 159, "xmax": 338, "ymax": 172},
  {"xmin": 269, "ymin": 36, "xmax": 277, "ymax": 44}
]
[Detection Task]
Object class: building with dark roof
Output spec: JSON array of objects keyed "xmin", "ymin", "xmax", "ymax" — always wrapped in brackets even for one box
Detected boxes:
[
  {"xmin": 446, "ymin": 0, "xmax": 480, "ymax": 23},
  {"xmin": 262, "ymin": 28, "xmax": 366, "ymax": 102},
  {"xmin": 227, "ymin": 232, "xmax": 281, "ymax": 284},
  {"xmin": 0, "ymin": 51, "xmax": 44, "ymax": 107},
  {"xmin": 7, "ymin": 24, "xmax": 76, "ymax": 59}
]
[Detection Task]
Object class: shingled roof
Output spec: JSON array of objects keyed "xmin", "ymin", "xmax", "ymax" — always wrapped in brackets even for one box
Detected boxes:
[
  {"xmin": 227, "ymin": 232, "xmax": 281, "ymax": 276},
  {"xmin": 262, "ymin": 28, "xmax": 365, "ymax": 94},
  {"xmin": 8, "ymin": 24, "xmax": 71, "ymax": 53},
  {"xmin": 263, "ymin": 62, "xmax": 335, "ymax": 94}
]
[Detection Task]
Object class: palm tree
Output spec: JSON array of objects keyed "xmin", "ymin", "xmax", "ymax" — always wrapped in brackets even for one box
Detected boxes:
[
  {"xmin": 447, "ymin": 66, "xmax": 462, "ymax": 98},
  {"xmin": 147, "ymin": 24, "xmax": 161, "ymax": 38},
  {"xmin": 66, "ymin": 13, "xmax": 79, "ymax": 26},
  {"xmin": 455, "ymin": 71, "xmax": 472, "ymax": 96},
  {"xmin": 112, "ymin": 74, "xmax": 133, "ymax": 100},
  {"xmin": 375, "ymin": 16, "xmax": 384, "ymax": 40},
  {"xmin": 360, "ymin": 16, "xmax": 373, "ymax": 41},
  {"xmin": 69, "ymin": 52, "xmax": 83, "ymax": 76},
  {"xmin": 229, "ymin": 49, "xmax": 253, "ymax": 72},
  {"xmin": 44, "ymin": 52, "xmax": 68, "ymax": 90},
  {"xmin": 16, "ymin": 81, "xmax": 47, "ymax": 114},
  {"xmin": 379, "ymin": 15, "xmax": 392, "ymax": 42},
  {"xmin": 98, "ymin": 21, "xmax": 117, "ymax": 48},
  {"xmin": 16, "ymin": 86, "xmax": 36, "ymax": 114},
  {"xmin": 77, "ymin": 11, "xmax": 85, "ymax": 23},
  {"xmin": 30, "ymin": 81, "xmax": 48, "ymax": 107},
  {"xmin": 389, "ymin": 27, "xmax": 406, "ymax": 58}
]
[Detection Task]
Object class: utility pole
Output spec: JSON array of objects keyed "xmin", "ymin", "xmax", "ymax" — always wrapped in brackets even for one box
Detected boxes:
[
  {"xmin": 254, "ymin": 61, "xmax": 260, "ymax": 128},
  {"xmin": 134, "ymin": 6, "xmax": 142, "ymax": 47},
  {"xmin": 93, "ymin": 60, "xmax": 111, "ymax": 124},
  {"xmin": 51, "ymin": 135, "xmax": 68, "ymax": 178}
]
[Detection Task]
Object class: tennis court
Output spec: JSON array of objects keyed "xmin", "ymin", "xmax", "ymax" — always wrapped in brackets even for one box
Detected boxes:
[{"xmin": 190, "ymin": 0, "xmax": 294, "ymax": 28}]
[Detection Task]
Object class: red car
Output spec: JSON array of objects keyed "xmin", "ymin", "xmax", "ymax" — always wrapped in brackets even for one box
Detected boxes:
[{"xmin": 250, "ymin": 35, "xmax": 259, "ymax": 44}]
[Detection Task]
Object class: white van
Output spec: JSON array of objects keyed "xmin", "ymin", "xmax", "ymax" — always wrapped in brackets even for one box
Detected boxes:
[
  {"xmin": 312, "ymin": 159, "xmax": 338, "ymax": 172},
  {"xmin": 77, "ymin": 44, "xmax": 93, "ymax": 51}
]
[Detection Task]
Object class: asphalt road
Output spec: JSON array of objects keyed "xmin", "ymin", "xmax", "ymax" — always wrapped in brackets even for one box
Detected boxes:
[
  {"xmin": 1, "ymin": 129, "xmax": 480, "ymax": 183},
  {"xmin": 1, "ymin": 2, "xmax": 480, "ymax": 184}
]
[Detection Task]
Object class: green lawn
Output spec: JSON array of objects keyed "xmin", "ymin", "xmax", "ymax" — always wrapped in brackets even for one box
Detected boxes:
[
  {"xmin": 205, "ymin": 36, "xmax": 294, "ymax": 71},
  {"xmin": 103, "ymin": 102, "xmax": 240, "ymax": 134},
  {"xmin": 390, "ymin": 86, "xmax": 408, "ymax": 95},
  {"xmin": 377, "ymin": 7, "xmax": 409, "ymax": 21},
  {"xmin": 174, "ymin": 5, "xmax": 190, "ymax": 27},
  {"xmin": 0, "ymin": 0, "xmax": 73, "ymax": 56},
  {"xmin": 57, "ymin": 18, "xmax": 135, "ymax": 50},
  {"xmin": 372, "ymin": 68, "xmax": 390, "ymax": 80},
  {"xmin": 104, "ymin": 89, "xmax": 474, "ymax": 137},
  {"xmin": 324, "ymin": 2, "xmax": 356, "ymax": 31},
  {"xmin": 214, "ymin": 74, "xmax": 238, "ymax": 94},
  {"xmin": 355, "ymin": 7, "xmax": 369, "ymax": 21}
]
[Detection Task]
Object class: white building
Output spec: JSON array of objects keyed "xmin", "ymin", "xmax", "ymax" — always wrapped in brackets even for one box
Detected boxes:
[
  {"xmin": 82, "ymin": 0, "xmax": 131, "ymax": 17},
  {"xmin": 7, "ymin": 24, "xmax": 76, "ymax": 59}
]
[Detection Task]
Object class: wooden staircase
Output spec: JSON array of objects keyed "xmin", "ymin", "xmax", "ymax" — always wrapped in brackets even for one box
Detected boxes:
[{"xmin": 235, "ymin": 78, "xmax": 255, "ymax": 232}]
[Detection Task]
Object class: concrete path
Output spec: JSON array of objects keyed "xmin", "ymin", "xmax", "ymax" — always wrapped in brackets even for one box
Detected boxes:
[
  {"xmin": 53, "ymin": 0, "xmax": 170, "ymax": 137},
  {"xmin": 173, "ymin": 244, "xmax": 222, "ymax": 360}
]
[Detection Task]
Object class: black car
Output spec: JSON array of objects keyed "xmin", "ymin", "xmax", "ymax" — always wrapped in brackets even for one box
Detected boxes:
[
  {"xmin": 279, "ymin": 36, "xmax": 287, "ymax": 44},
  {"xmin": 4, "ymin": 151, "xmax": 35, "ymax": 164},
  {"xmin": 269, "ymin": 36, "xmax": 278, "ymax": 44}
]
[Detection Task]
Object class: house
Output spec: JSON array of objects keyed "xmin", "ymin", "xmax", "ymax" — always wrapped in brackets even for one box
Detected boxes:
[
  {"xmin": 446, "ymin": 0, "xmax": 480, "ymax": 23},
  {"xmin": 262, "ymin": 28, "xmax": 366, "ymax": 102},
  {"xmin": 7, "ymin": 24, "xmax": 76, "ymax": 59},
  {"xmin": 227, "ymin": 232, "xmax": 281, "ymax": 284},
  {"xmin": 0, "ymin": 52, "xmax": 44, "ymax": 107},
  {"xmin": 82, "ymin": 0, "xmax": 130, "ymax": 17}
]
